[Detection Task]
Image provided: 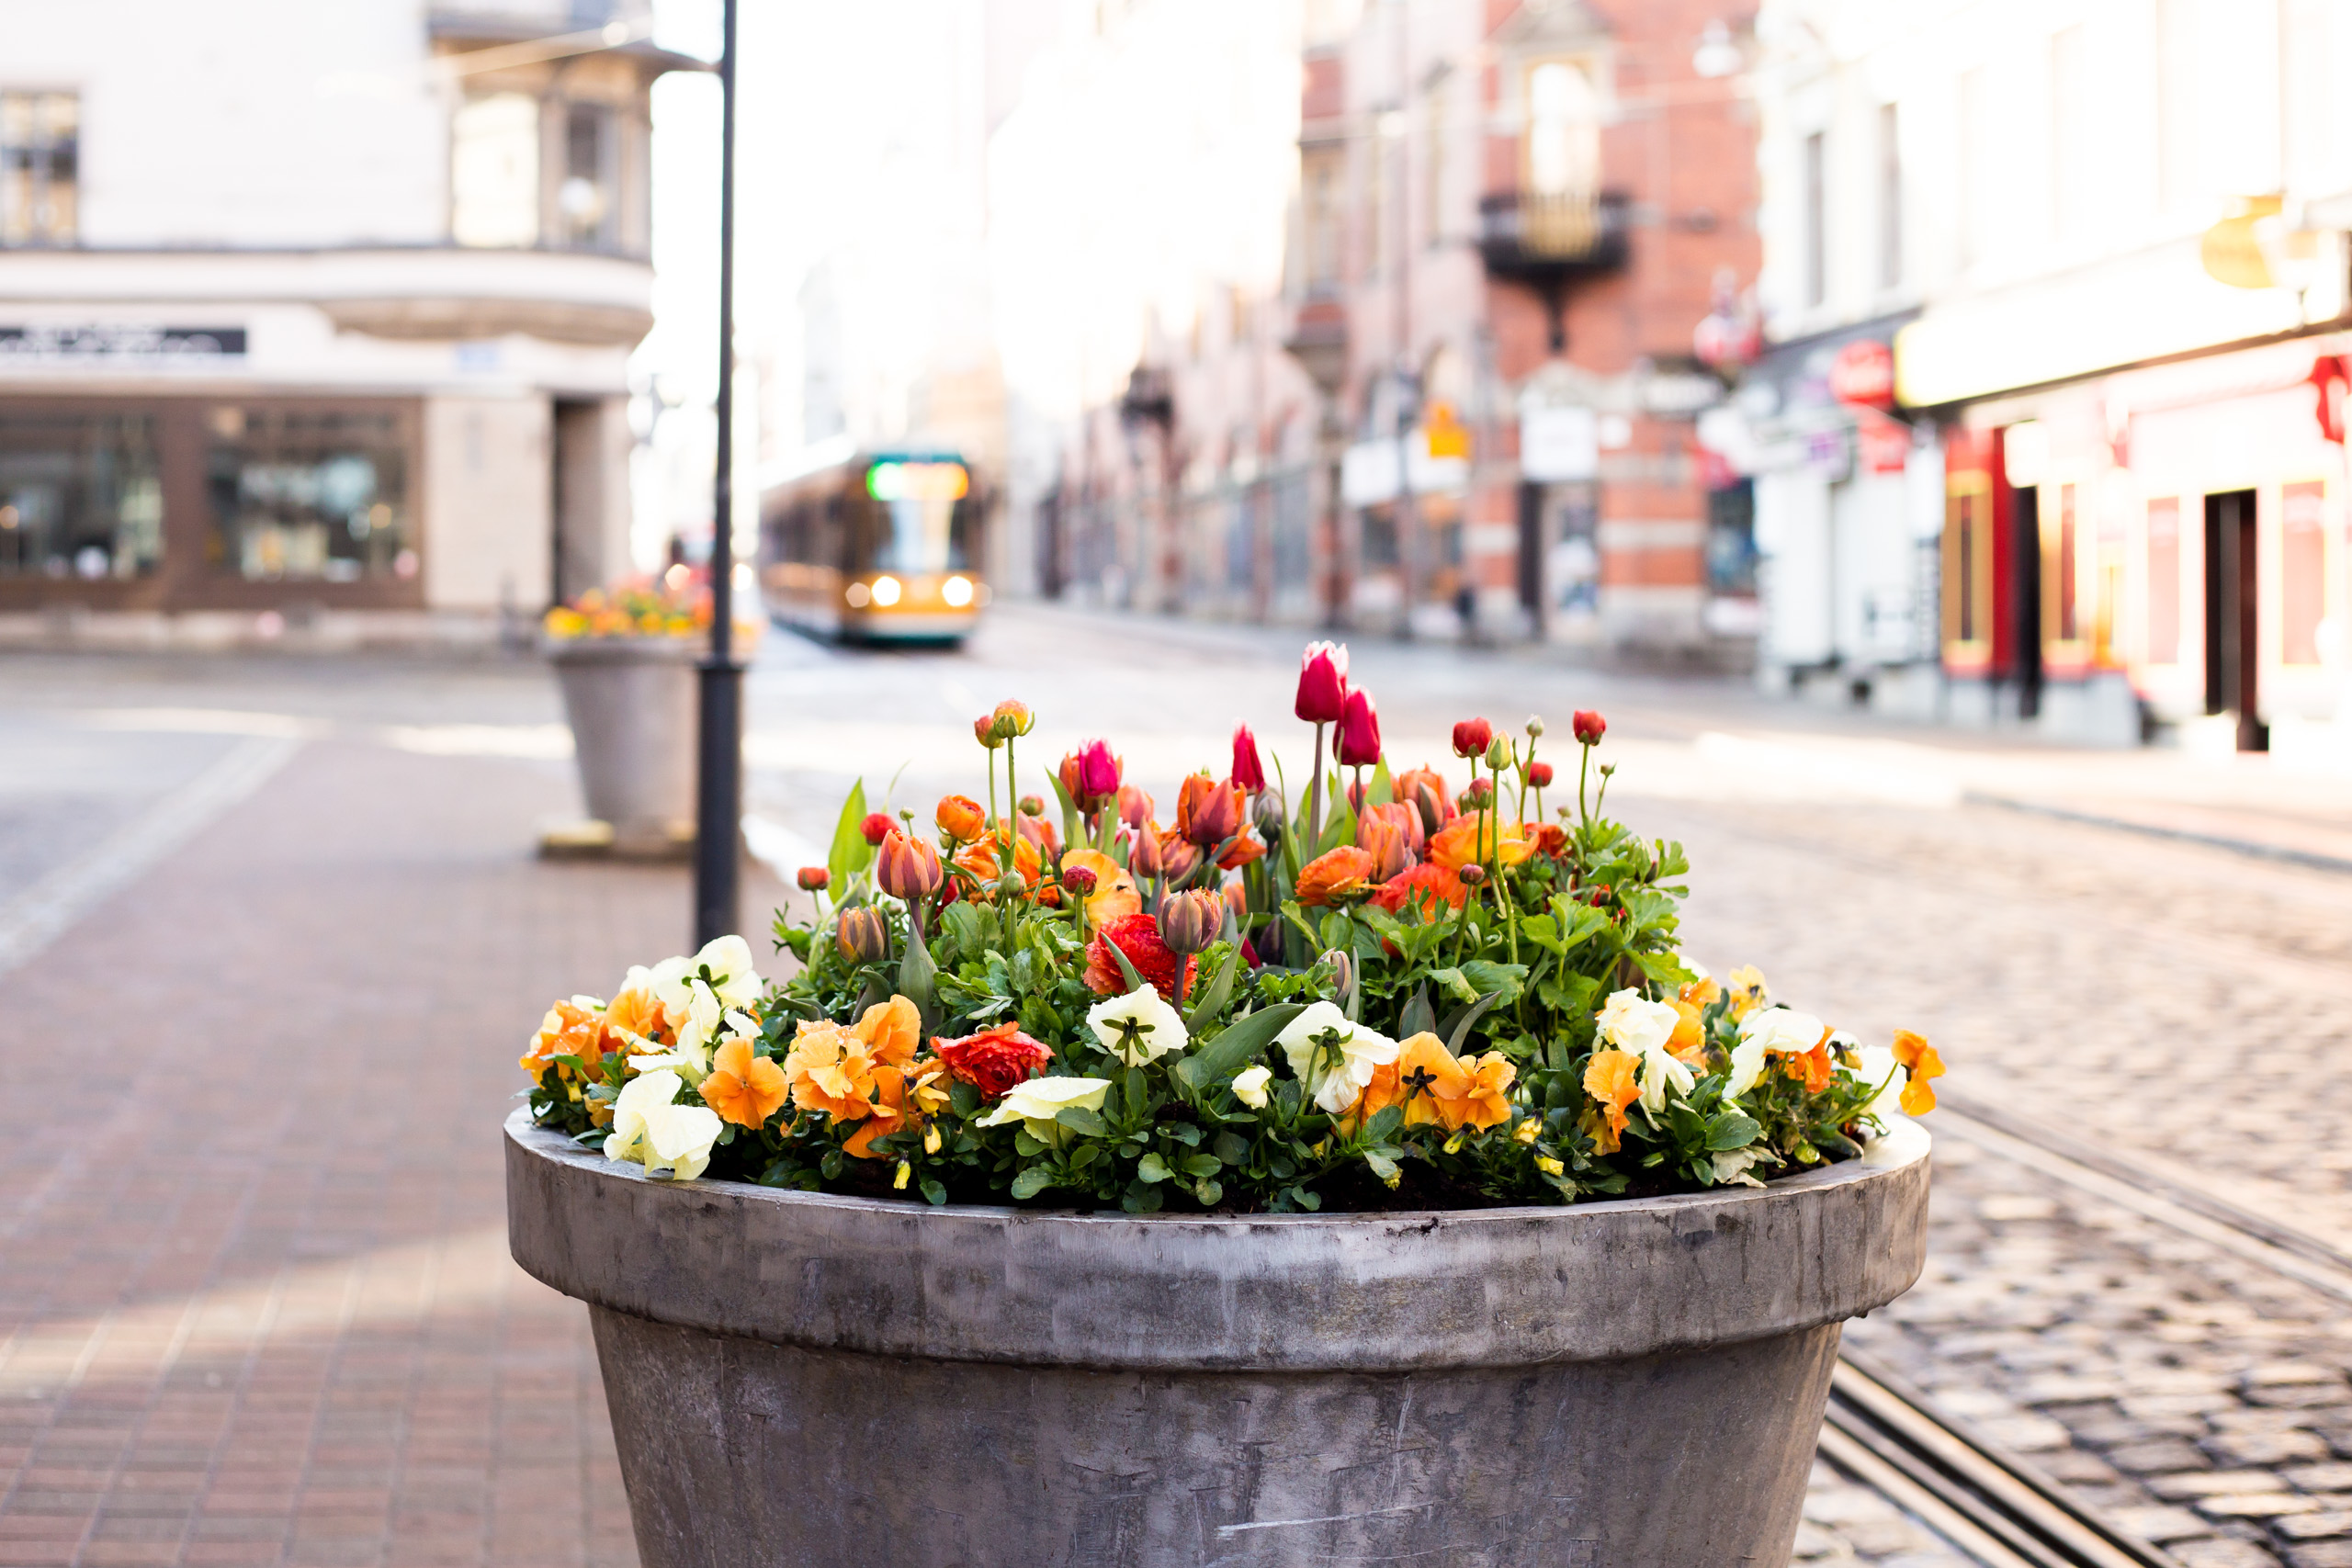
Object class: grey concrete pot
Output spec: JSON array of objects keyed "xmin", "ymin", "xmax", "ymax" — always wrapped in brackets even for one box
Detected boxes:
[
  {"xmin": 547, "ymin": 637, "xmax": 697, "ymax": 850},
  {"xmin": 505, "ymin": 1108, "xmax": 1929, "ymax": 1568}
]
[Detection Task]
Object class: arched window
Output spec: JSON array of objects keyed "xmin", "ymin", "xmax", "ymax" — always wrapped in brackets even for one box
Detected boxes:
[{"xmin": 1526, "ymin": 62, "xmax": 1599, "ymax": 197}]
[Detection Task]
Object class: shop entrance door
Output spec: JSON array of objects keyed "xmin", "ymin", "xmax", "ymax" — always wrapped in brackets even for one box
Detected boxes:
[
  {"xmin": 2013, "ymin": 484, "xmax": 2043, "ymax": 718},
  {"xmin": 2202, "ymin": 491, "xmax": 2265, "ymax": 750}
]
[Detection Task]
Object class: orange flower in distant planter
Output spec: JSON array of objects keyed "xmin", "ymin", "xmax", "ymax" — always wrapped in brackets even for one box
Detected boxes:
[
  {"xmin": 783, "ymin": 1020, "xmax": 879, "ymax": 1122},
  {"xmin": 1781, "ymin": 1034, "xmax": 1836, "ymax": 1095},
  {"xmin": 700, "ymin": 1037, "xmax": 789, "ymax": 1129},
  {"xmin": 1583, "ymin": 1048, "xmax": 1641, "ymax": 1153},
  {"xmin": 521, "ymin": 998, "xmax": 615, "ymax": 1078},
  {"xmin": 1295, "ymin": 845, "xmax": 1377, "ymax": 907},
  {"xmin": 1668, "ymin": 977, "xmax": 1721, "ymax": 1064},
  {"xmin": 604, "ymin": 986, "xmax": 673, "ymax": 1048},
  {"xmin": 1891, "ymin": 1030, "xmax": 1944, "ymax": 1114}
]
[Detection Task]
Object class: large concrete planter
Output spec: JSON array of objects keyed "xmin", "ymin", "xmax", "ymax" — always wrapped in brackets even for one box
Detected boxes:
[
  {"xmin": 547, "ymin": 637, "xmax": 697, "ymax": 852},
  {"xmin": 506, "ymin": 1109, "xmax": 1929, "ymax": 1568}
]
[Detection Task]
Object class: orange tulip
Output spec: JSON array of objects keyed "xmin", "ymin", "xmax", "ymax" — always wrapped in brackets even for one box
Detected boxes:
[
  {"xmin": 1892, "ymin": 1030, "xmax": 1944, "ymax": 1114},
  {"xmin": 1174, "ymin": 772, "xmax": 1246, "ymax": 849},
  {"xmin": 783, "ymin": 1020, "xmax": 879, "ymax": 1122},
  {"xmin": 700, "ymin": 1036, "xmax": 790, "ymax": 1129},
  {"xmin": 935, "ymin": 794, "xmax": 987, "ymax": 843},
  {"xmin": 1059, "ymin": 848, "xmax": 1142, "ymax": 923},
  {"xmin": 1216, "ymin": 832, "xmax": 1267, "ymax": 870},
  {"xmin": 1393, "ymin": 765, "xmax": 1456, "ymax": 834},
  {"xmin": 1583, "ymin": 1048, "xmax": 1641, "ymax": 1153},
  {"xmin": 853, "ymin": 995, "xmax": 923, "ymax": 1066},
  {"xmin": 876, "ymin": 829, "xmax": 944, "ymax": 902},
  {"xmin": 1360, "ymin": 799, "xmax": 1424, "ymax": 852},
  {"xmin": 1356, "ymin": 810, "xmax": 1413, "ymax": 883},
  {"xmin": 1295, "ymin": 845, "xmax": 1377, "ymax": 907},
  {"xmin": 1427, "ymin": 812, "xmax": 1534, "ymax": 874}
]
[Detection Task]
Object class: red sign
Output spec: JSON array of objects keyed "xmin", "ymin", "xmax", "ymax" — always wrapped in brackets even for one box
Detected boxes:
[
  {"xmin": 2312, "ymin": 355, "xmax": 2349, "ymax": 445},
  {"xmin": 1857, "ymin": 410, "xmax": 1911, "ymax": 475},
  {"xmin": 1828, "ymin": 339, "xmax": 1895, "ymax": 410}
]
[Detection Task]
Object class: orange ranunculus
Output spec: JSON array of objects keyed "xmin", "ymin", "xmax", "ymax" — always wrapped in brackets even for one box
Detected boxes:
[
  {"xmin": 783, "ymin": 1020, "xmax": 880, "ymax": 1122},
  {"xmin": 852, "ymin": 994, "xmax": 923, "ymax": 1066},
  {"xmin": 1427, "ymin": 812, "xmax": 1534, "ymax": 873},
  {"xmin": 1059, "ymin": 848, "xmax": 1142, "ymax": 923},
  {"xmin": 1891, "ymin": 1030, "xmax": 1944, "ymax": 1114},
  {"xmin": 1295, "ymin": 845, "xmax": 1378, "ymax": 907},
  {"xmin": 1355, "ymin": 807, "xmax": 1413, "ymax": 882},
  {"xmin": 935, "ymin": 794, "xmax": 987, "ymax": 843},
  {"xmin": 1375, "ymin": 1032, "xmax": 1518, "ymax": 1133},
  {"xmin": 700, "ymin": 1036, "xmax": 790, "ymax": 1129},
  {"xmin": 952, "ymin": 833, "xmax": 1046, "ymax": 900},
  {"xmin": 1393, "ymin": 766, "xmax": 1456, "ymax": 832},
  {"xmin": 1530, "ymin": 822, "xmax": 1568, "ymax": 857},
  {"xmin": 842, "ymin": 1056, "xmax": 953, "ymax": 1159},
  {"xmin": 1216, "ymin": 831, "xmax": 1267, "ymax": 870},
  {"xmin": 1368, "ymin": 861, "xmax": 1467, "ymax": 919},
  {"xmin": 605, "ymin": 985, "xmax": 673, "ymax": 1047},
  {"xmin": 521, "ymin": 998, "xmax": 614, "ymax": 1078},
  {"xmin": 1583, "ymin": 1048, "xmax": 1641, "ymax": 1153}
]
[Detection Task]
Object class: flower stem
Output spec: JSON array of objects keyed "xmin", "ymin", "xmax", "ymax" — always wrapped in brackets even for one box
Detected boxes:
[
  {"xmin": 1306, "ymin": 721, "xmax": 1326, "ymax": 851},
  {"xmin": 1577, "ymin": 742, "xmax": 1591, "ymax": 830}
]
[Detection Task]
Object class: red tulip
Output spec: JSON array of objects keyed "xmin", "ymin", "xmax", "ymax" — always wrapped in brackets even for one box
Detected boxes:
[
  {"xmin": 1230, "ymin": 724, "xmax": 1266, "ymax": 793},
  {"xmin": 1295, "ymin": 640, "xmax": 1349, "ymax": 724},
  {"xmin": 1451, "ymin": 718, "xmax": 1494, "ymax": 760},
  {"xmin": 1337, "ymin": 688, "xmax": 1382, "ymax": 768},
  {"xmin": 1573, "ymin": 710, "xmax": 1607, "ymax": 745},
  {"xmin": 860, "ymin": 811, "xmax": 896, "ymax": 846}
]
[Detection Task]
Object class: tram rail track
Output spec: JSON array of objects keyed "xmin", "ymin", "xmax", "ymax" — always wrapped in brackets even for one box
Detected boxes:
[{"xmin": 1821, "ymin": 1093, "xmax": 2352, "ymax": 1567}]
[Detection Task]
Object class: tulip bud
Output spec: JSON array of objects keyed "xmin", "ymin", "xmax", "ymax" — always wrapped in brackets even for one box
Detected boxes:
[
  {"xmin": 1458, "ymin": 863, "xmax": 1487, "ymax": 886},
  {"xmin": 996, "ymin": 870, "xmax": 1026, "ymax": 901},
  {"xmin": 1411, "ymin": 780, "xmax": 1445, "ymax": 838},
  {"xmin": 1018, "ymin": 794, "xmax": 1046, "ymax": 817},
  {"xmin": 875, "ymin": 829, "xmax": 944, "ymax": 902},
  {"xmin": 1337, "ymin": 687, "xmax": 1382, "ymax": 768},
  {"xmin": 1573, "ymin": 709, "xmax": 1607, "ymax": 746},
  {"xmin": 1295, "ymin": 640, "xmax": 1350, "ymax": 724},
  {"xmin": 1175, "ymin": 772, "xmax": 1242, "ymax": 850},
  {"xmin": 836, "ymin": 905, "xmax": 890, "ymax": 964},
  {"xmin": 860, "ymin": 812, "xmax": 895, "ymax": 846},
  {"xmin": 1159, "ymin": 889, "xmax": 1224, "ymax": 956},
  {"xmin": 1316, "ymin": 947, "xmax": 1355, "ymax": 1003},
  {"xmin": 1230, "ymin": 723, "xmax": 1266, "ymax": 794},
  {"xmin": 1527, "ymin": 761, "xmax": 1555, "ymax": 788},
  {"xmin": 934, "ymin": 794, "xmax": 986, "ymax": 843},
  {"xmin": 1117, "ymin": 783, "xmax": 1154, "ymax": 830},
  {"xmin": 1159, "ymin": 837, "xmax": 1201, "ymax": 886},
  {"xmin": 1071, "ymin": 740, "xmax": 1122, "ymax": 808},
  {"xmin": 1060, "ymin": 864, "xmax": 1098, "ymax": 898},
  {"xmin": 1252, "ymin": 788, "xmax": 1287, "ymax": 842},
  {"xmin": 797, "ymin": 865, "xmax": 831, "ymax": 892},
  {"xmin": 1130, "ymin": 821, "xmax": 1163, "ymax": 878},
  {"xmin": 1525, "ymin": 716, "xmax": 1545, "ymax": 739},
  {"xmin": 1221, "ymin": 876, "xmax": 1248, "ymax": 918},
  {"xmin": 1484, "ymin": 734, "xmax": 1513, "ymax": 771},
  {"xmin": 1451, "ymin": 717, "xmax": 1494, "ymax": 759},
  {"xmin": 992, "ymin": 699, "xmax": 1035, "ymax": 739},
  {"xmin": 974, "ymin": 714, "xmax": 1004, "ymax": 750}
]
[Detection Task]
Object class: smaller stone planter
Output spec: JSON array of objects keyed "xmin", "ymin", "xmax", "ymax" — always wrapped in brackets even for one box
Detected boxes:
[
  {"xmin": 547, "ymin": 637, "xmax": 697, "ymax": 853},
  {"xmin": 507, "ymin": 1109, "xmax": 1930, "ymax": 1568}
]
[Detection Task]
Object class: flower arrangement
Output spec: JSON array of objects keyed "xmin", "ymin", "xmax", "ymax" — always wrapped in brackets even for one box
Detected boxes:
[
  {"xmin": 542, "ymin": 572, "xmax": 715, "ymax": 640},
  {"xmin": 521, "ymin": 644, "xmax": 1943, "ymax": 1213}
]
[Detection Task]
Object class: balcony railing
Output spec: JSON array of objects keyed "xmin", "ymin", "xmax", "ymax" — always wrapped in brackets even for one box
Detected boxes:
[{"xmin": 1476, "ymin": 189, "xmax": 1631, "ymax": 278}]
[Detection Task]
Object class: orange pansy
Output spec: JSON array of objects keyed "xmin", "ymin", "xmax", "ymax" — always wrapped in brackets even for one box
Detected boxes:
[
  {"xmin": 522, "ymin": 999, "xmax": 617, "ymax": 1080},
  {"xmin": 842, "ymin": 1057, "xmax": 954, "ymax": 1159},
  {"xmin": 1583, "ymin": 1048, "xmax": 1641, "ymax": 1153},
  {"xmin": 605, "ymin": 986, "xmax": 673, "ymax": 1047},
  {"xmin": 782, "ymin": 1019, "xmax": 879, "ymax": 1122},
  {"xmin": 1780, "ymin": 1033, "xmax": 1835, "ymax": 1095},
  {"xmin": 1891, "ymin": 1030, "xmax": 1944, "ymax": 1115},
  {"xmin": 852, "ymin": 995, "xmax": 923, "ymax": 1066},
  {"xmin": 700, "ymin": 1037, "xmax": 789, "ymax": 1129}
]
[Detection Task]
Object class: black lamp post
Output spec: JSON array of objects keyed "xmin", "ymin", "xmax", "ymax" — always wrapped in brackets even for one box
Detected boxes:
[{"xmin": 692, "ymin": 0, "xmax": 742, "ymax": 946}]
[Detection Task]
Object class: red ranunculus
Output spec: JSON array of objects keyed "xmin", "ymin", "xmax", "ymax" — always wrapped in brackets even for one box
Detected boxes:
[
  {"xmin": 860, "ymin": 811, "xmax": 896, "ymax": 845},
  {"xmin": 1573, "ymin": 709, "xmax": 1607, "ymax": 745},
  {"xmin": 1526, "ymin": 760, "xmax": 1555, "ymax": 788},
  {"xmin": 1451, "ymin": 717, "xmax": 1494, "ymax": 759},
  {"xmin": 933, "ymin": 1021, "xmax": 1053, "ymax": 1100},
  {"xmin": 1083, "ymin": 912, "xmax": 1194, "ymax": 999}
]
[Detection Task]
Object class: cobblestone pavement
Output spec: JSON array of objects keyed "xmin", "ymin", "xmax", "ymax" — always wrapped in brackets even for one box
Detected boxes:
[{"xmin": 9, "ymin": 612, "xmax": 2352, "ymax": 1566}]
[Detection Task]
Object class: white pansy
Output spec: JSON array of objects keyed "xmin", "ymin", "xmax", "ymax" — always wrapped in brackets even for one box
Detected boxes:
[
  {"xmin": 603, "ymin": 1070, "xmax": 722, "ymax": 1180},
  {"xmin": 1728, "ymin": 1007, "xmax": 1826, "ymax": 1100},
  {"xmin": 691, "ymin": 934, "xmax": 763, "ymax": 1009},
  {"xmin": 1710, "ymin": 1146, "xmax": 1778, "ymax": 1188},
  {"xmin": 978, "ymin": 1076, "xmax": 1114, "ymax": 1144},
  {"xmin": 1274, "ymin": 1000, "xmax": 1399, "ymax": 1115},
  {"xmin": 1086, "ymin": 985, "xmax": 1189, "ymax": 1066},
  {"xmin": 1229, "ymin": 1065, "xmax": 1272, "ymax": 1110},
  {"xmin": 1596, "ymin": 989, "xmax": 1689, "ymax": 1114},
  {"xmin": 671, "ymin": 982, "xmax": 726, "ymax": 1074},
  {"xmin": 636, "ymin": 954, "xmax": 695, "ymax": 1019},
  {"xmin": 1853, "ymin": 1042, "xmax": 1907, "ymax": 1127},
  {"xmin": 1637, "ymin": 1040, "xmax": 1694, "ymax": 1115}
]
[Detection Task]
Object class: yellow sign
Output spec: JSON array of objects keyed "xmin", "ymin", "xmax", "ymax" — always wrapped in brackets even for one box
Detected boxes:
[
  {"xmin": 1421, "ymin": 401, "xmax": 1470, "ymax": 460},
  {"xmin": 2201, "ymin": 196, "xmax": 2283, "ymax": 289}
]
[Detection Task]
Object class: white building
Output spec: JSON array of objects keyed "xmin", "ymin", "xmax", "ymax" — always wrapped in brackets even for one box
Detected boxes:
[
  {"xmin": 0, "ymin": 0, "xmax": 703, "ymax": 644},
  {"xmin": 1744, "ymin": 0, "xmax": 2352, "ymax": 752}
]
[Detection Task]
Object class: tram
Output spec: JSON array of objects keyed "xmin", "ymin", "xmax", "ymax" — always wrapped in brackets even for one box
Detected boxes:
[{"xmin": 758, "ymin": 444, "xmax": 987, "ymax": 644}]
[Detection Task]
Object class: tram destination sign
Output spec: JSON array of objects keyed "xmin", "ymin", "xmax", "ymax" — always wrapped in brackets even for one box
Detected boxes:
[{"xmin": 0, "ymin": 324, "xmax": 249, "ymax": 361}]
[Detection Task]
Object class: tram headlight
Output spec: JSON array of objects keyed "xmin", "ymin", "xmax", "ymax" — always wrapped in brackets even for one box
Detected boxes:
[
  {"xmin": 869, "ymin": 574, "xmax": 903, "ymax": 607},
  {"xmin": 843, "ymin": 581, "xmax": 872, "ymax": 608},
  {"xmin": 942, "ymin": 575, "xmax": 975, "ymax": 608}
]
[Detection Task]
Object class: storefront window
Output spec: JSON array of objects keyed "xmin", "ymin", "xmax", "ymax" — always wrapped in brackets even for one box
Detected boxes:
[
  {"xmin": 0, "ymin": 412, "xmax": 162, "ymax": 580},
  {"xmin": 206, "ymin": 407, "xmax": 416, "ymax": 582},
  {"xmin": 1706, "ymin": 479, "xmax": 1758, "ymax": 595}
]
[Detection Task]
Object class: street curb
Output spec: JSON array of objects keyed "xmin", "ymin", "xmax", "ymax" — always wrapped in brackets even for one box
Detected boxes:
[{"xmin": 1962, "ymin": 790, "xmax": 2352, "ymax": 876}]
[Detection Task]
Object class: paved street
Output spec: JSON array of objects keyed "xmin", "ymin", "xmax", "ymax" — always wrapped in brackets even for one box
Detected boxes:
[{"xmin": 5, "ymin": 604, "xmax": 2351, "ymax": 1565}]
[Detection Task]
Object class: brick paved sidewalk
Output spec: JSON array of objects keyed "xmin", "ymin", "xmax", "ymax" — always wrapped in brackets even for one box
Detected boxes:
[{"xmin": 0, "ymin": 733, "xmax": 784, "ymax": 1568}]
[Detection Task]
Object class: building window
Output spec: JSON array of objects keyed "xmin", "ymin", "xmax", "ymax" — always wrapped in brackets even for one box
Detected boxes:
[
  {"xmin": 1803, "ymin": 130, "xmax": 1826, "ymax": 307},
  {"xmin": 1303, "ymin": 149, "xmax": 1343, "ymax": 289},
  {"xmin": 1877, "ymin": 102, "xmax": 1902, "ymax": 288},
  {"xmin": 2145, "ymin": 497, "xmax": 2180, "ymax": 664},
  {"xmin": 560, "ymin": 102, "xmax": 617, "ymax": 251},
  {"xmin": 1526, "ymin": 62, "xmax": 1599, "ymax": 197},
  {"xmin": 1, "ymin": 91, "xmax": 78, "ymax": 247},
  {"xmin": 0, "ymin": 412, "xmax": 162, "ymax": 580},
  {"xmin": 2282, "ymin": 481, "xmax": 2325, "ymax": 665},
  {"xmin": 451, "ymin": 92, "xmax": 541, "ymax": 248},
  {"xmin": 205, "ymin": 407, "xmax": 415, "ymax": 583},
  {"xmin": 1706, "ymin": 479, "xmax": 1758, "ymax": 595}
]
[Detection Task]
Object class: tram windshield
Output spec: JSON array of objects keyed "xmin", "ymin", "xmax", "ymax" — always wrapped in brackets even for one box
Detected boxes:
[{"xmin": 857, "ymin": 458, "xmax": 974, "ymax": 574}]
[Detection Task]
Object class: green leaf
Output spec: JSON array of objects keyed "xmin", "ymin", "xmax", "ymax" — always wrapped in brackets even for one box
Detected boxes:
[
  {"xmin": 1180, "ymin": 1153, "xmax": 1222, "ymax": 1179},
  {"xmin": 1367, "ymin": 758, "xmax": 1395, "ymax": 807},
  {"xmin": 1183, "ymin": 941, "xmax": 1243, "ymax": 1032},
  {"xmin": 1456, "ymin": 960, "xmax": 1529, "ymax": 1008},
  {"xmin": 1055, "ymin": 1106, "xmax": 1111, "ymax": 1138},
  {"xmin": 1363, "ymin": 1149, "xmax": 1400, "ymax": 1185},
  {"xmin": 1211, "ymin": 1131, "xmax": 1251, "ymax": 1165},
  {"xmin": 1178, "ymin": 1002, "xmax": 1306, "ymax": 1089},
  {"xmin": 948, "ymin": 1077, "xmax": 981, "ymax": 1117},
  {"xmin": 898, "ymin": 924, "xmax": 938, "ymax": 1028},
  {"xmin": 1705, "ymin": 1111, "xmax": 1762, "ymax": 1151},
  {"xmin": 1009, "ymin": 1166, "xmax": 1056, "ymax": 1200},
  {"xmin": 1444, "ymin": 988, "xmax": 1508, "ymax": 1055},
  {"xmin": 1363, "ymin": 1105, "xmax": 1404, "ymax": 1142},
  {"xmin": 1045, "ymin": 764, "xmax": 1081, "ymax": 861},
  {"xmin": 1193, "ymin": 1178, "xmax": 1224, "ymax": 1208},
  {"xmin": 920, "ymin": 1179, "xmax": 948, "ymax": 1206},
  {"xmin": 1136, "ymin": 1151, "xmax": 1173, "ymax": 1184},
  {"xmin": 825, "ymin": 779, "xmax": 872, "ymax": 894},
  {"xmin": 1107, "ymin": 938, "xmax": 1148, "ymax": 994},
  {"xmin": 940, "ymin": 900, "xmax": 987, "ymax": 956},
  {"xmin": 1396, "ymin": 984, "xmax": 1436, "ymax": 1039}
]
